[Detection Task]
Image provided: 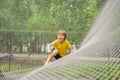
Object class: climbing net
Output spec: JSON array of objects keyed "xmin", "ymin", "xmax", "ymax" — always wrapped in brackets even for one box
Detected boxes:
[
  {"xmin": 20, "ymin": 0, "xmax": 120, "ymax": 80},
  {"xmin": 1, "ymin": 0, "xmax": 120, "ymax": 80}
]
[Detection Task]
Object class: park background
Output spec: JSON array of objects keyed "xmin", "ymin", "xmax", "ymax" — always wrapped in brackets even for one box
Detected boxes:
[{"xmin": 0, "ymin": 0, "xmax": 110, "ymax": 79}]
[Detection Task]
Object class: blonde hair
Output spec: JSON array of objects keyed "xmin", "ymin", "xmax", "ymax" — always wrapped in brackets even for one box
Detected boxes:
[{"xmin": 57, "ymin": 30, "xmax": 67, "ymax": 40}]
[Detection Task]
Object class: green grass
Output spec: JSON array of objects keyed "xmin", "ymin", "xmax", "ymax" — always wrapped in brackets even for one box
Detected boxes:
[
  {"xmin": 46, "ymin": 62, "xmax": 120, "ymax": 80},
  {"xmin": 1, "ymin": 58, "xmax": 120, "ymax": 80},
  {"xmin": 0, "ymin": 60, "xmax": 44, "ymax": 72},
  {"xmin": 68, "ymin": 62, "xmax": 120, "ymax": 80},
  {"xmin": 0, "ymin": 64, "xmax": 29, "ymax": 71}
]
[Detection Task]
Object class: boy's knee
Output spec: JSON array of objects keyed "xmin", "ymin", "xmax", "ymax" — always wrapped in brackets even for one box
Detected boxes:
[{"xmin": 51, "ymin": 50, "xmax": 58, "ymax": 56}]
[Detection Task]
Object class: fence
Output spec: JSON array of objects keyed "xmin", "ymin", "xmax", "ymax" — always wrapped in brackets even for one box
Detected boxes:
[{"xmin": 0, "ymin": 30, "xmax": 84, "ymax": 74}]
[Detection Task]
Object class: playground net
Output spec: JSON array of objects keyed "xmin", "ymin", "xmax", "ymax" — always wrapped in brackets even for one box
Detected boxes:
[
  {"xmin": 20, "ymin": 0, "xmax": 120, "ymax": 80},
  {"xmin": 0, "ymin": 0, "xmax": 120, "ymax": 80}
]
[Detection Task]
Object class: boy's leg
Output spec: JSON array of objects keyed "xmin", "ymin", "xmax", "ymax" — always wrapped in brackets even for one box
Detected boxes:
[
  {"xmin": 54, "ymin": 53, "xmax": 62, "ymax": 59},
  {"xmin": 45, "ymin": 50, "xmax": 58, "ymax": 65}
]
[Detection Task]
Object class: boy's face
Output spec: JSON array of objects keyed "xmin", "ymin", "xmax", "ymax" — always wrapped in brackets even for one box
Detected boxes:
[{"xmin": 57, "ymin": 34, "xmax": 65, "ymax": 42}]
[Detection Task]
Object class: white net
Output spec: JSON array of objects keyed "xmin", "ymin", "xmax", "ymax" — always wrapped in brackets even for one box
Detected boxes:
[
  {"xmin": 20, "ymin": 0, "xmax": 120, "ymax": 80},
  {"xmin": 1, "ymin": 0, "xmax": 120, "ymax": 80}
]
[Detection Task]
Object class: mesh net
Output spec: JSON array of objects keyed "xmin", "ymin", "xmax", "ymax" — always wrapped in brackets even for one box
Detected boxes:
[
  {"xmin": 1, "ymin": 0, "xmax": 120, "ymax": 80},
  {"xmin": 20, "ymin": 0, "xmax": 120, "ymax": 80}
]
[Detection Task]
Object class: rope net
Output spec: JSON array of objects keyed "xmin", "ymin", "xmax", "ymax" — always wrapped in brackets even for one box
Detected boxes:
[
  {"xmin": 1, "ymin": 0, "xmax": 120, "ymax": 80},
  {"xmin": 20, "ymin": 0, "xmax": 120, "ymax": 80}
]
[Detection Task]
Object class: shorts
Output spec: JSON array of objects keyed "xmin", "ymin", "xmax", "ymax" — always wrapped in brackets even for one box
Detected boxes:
[{"xmin": 52, "ymin": 48, "xmax": 62, "ymax": 59}]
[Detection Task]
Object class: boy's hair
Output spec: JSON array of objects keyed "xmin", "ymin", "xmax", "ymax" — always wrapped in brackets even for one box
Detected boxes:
[{"xmin": 57, "ymin": 30, "xmax": 67, "ymax": 40}]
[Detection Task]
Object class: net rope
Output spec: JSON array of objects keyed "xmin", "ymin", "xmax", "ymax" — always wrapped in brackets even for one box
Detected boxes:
[
  {"xmin": 20, "ymin": 0, "xmax": 120, "ymax": 80},
  {"xmin": 1, "ymin": 0, "xmax": 120, "ymax": 80}
]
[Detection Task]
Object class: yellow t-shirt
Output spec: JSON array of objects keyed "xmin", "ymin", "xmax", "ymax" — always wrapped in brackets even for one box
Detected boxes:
[{"xmin": 52, "ymin": 39, "xmax": 72, "ymax": 57}]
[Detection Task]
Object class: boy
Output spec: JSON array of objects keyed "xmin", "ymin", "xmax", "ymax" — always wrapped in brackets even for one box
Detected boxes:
[{"xmin": 45, "ymin": 30, "xmax": 72, "ymax": 65}]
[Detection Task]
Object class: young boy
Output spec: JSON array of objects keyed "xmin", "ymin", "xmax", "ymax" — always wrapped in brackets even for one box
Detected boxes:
[{"xmin": 45, "ymin": 30, "xmax": 73, "ymax": 65}]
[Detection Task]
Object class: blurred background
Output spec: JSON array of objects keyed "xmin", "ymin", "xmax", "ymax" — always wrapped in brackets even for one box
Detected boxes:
[{"xmin": 0, "ymin": 0, "xmax": 107, "ymax": 78}]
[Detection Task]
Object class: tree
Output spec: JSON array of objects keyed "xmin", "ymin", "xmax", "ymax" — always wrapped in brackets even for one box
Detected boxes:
[{"xmin": 0, "ymin": 0, "xmax": 108, "ymax": 53}]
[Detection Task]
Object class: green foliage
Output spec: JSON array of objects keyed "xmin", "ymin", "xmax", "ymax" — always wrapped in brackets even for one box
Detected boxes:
[
  {"xmin": 0, "ymin": 0, "xmax": 108, "ymax": 51},
  {"xmin": 0, "ymin": 0, "xmax": 107, "ymax": 30}
]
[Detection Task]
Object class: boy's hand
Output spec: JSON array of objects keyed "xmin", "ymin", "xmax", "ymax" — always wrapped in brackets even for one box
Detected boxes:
[{"xmin": 47, "ymin": 49, "xmax": 51, "ymax": 53}]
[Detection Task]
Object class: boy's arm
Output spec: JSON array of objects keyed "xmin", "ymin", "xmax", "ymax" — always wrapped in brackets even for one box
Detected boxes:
[
  {"xmin": 69, "ymin": 48, "xmax": 73, "ymax": 53},
  {"xmin": 47, "ymin": 43, "xmax": 53, "ymax": 53},
  {"xmin": 67, "ymin": 41, "xmax": 73, "ymax": 53},
  {"xmin": 47, "ymin": 40, "xmax": 57, "ymax": 53}
]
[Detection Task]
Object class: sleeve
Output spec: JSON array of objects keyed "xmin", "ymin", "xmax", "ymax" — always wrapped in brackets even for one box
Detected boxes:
[
  {"xmin": 51, "ymin": 40, "xmax": 58, "ymax": 46},
  {"xmin": 67, "ymin": 41, "xmax": 72, "ymax": 48}
]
